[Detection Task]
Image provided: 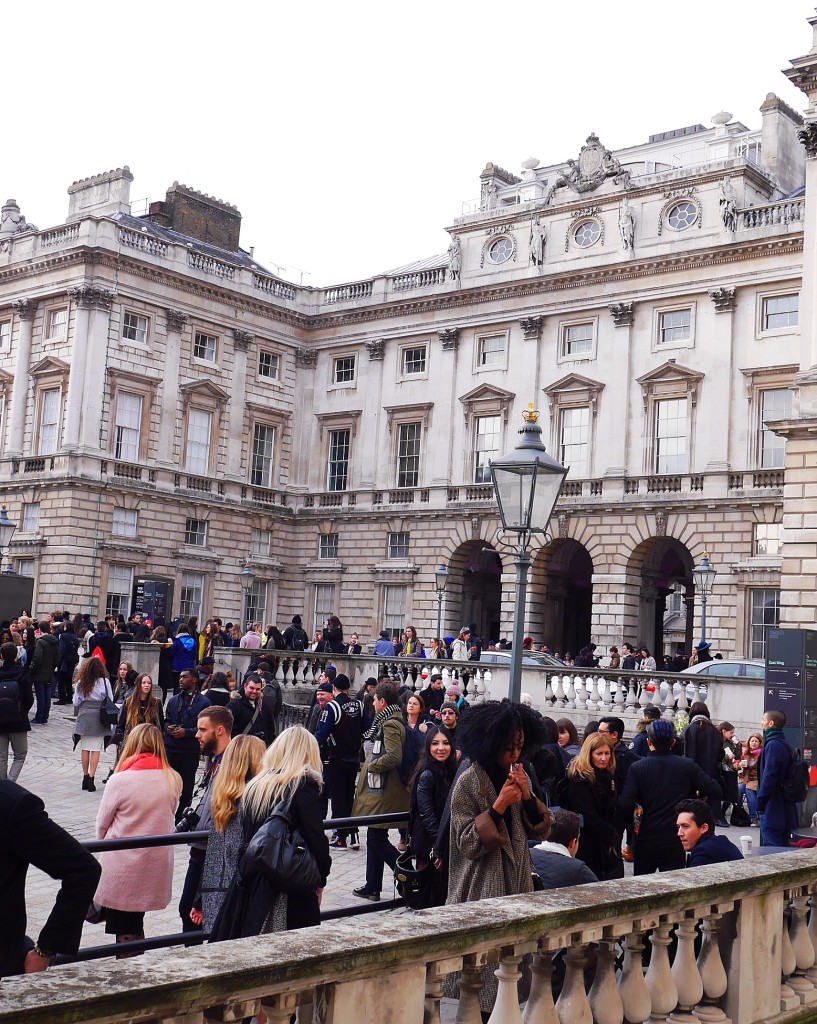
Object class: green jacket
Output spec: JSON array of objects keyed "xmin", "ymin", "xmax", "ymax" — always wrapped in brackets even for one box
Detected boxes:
[{"xmin": 352, "ymin": 713, "xmax": 409, "ymax": 828}]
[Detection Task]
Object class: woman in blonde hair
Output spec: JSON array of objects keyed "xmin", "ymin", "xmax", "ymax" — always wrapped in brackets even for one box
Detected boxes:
[
  {"xmin": 562, "ymin": 731, "xmax": 622, "ymax": 880},
  {"xmin": 190, "ymin": 734, "xmax": 265, "ymax": 932},
  {"xmin": 210, "ymin": 725, "xmax": 331, "ymax": 940},
  {"xmin": 93, "ymin": 724, "xmax": 181, "ymax": 952}
]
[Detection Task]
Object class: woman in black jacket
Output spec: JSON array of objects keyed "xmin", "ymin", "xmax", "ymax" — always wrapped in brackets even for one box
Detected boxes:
[
  {"xmin": 408, "ymin": 727, "xmax": 457, "ymax": 906},
  {"xmin": 320, "ymin": 615, "xmax": 344, "ymax": 655},
  {"xmin": 682, "ymin": 701, "xmax": 724, "ymax": 821},
  {"xmin": 564, "ymin": 732, "xmax": 623, "ymax": 880}
]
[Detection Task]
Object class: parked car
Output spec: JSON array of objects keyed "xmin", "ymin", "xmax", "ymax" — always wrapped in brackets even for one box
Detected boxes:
[
  {"xmin": 680, "ymin": 659, "xmax": 765, "ymax": 681},
  {"xmin": 479, "ymin": 649, "xmax": 565, "ymax": 668}
]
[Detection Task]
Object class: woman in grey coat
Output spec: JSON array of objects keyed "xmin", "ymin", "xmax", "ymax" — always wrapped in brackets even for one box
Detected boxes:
[{"xmin": 72, "ymin": 657, "xmax": 114, "ymax": 792}]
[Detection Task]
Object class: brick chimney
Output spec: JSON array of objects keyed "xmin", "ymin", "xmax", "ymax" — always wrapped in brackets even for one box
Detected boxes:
[{"xmin": 146, "ymin": 182, "xmax": 241, "ymax": 252}]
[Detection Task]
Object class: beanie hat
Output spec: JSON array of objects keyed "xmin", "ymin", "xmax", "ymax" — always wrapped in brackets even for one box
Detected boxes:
[
  {"xmin": 446, "ymin": 682, "xmax": 462, "ymax": 696},
  {"xmin": 334, "ymin": 673, "xmax": 351, "ymax": 691},
  {"xmin": 647, "ymin": 719, "xmax": 675, "ymax": 743},
  {"xmin": 292, "ymin": 615, "xmax": 302, "ymax": 625},
  {"xmin": 440, "ymin": 701, "xmax": 459, "ymax": 714}
]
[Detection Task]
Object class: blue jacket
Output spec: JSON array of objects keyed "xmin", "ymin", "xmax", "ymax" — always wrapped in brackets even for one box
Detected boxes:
[
  {"xmin": 164, "ymin": 691, "xmax": 210, "ymax": 754},
  {"xmin": 171, "ymin": 634, "xmax": 197, "ymax": 673},
  {"xmin": 687, "ymin": 832, "xmax": 743, "ymax": 867},
  {"xmin": 756, "ymin": 732, "xmax": 799, "ymax": 833},
  {"xmin": 373, "ymin": 638, "xmax": 394, "ymax": 656}
]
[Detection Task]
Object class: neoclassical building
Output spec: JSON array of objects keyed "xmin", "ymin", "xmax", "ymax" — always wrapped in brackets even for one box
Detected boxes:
[{"xmin": 4, "ymin": 19, "xmax": 817, "ymax": 659}]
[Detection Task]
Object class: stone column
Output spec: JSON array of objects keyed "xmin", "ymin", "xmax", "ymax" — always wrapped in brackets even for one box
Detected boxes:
[
  {"xmin": 157, "ymin": 310, "xmax": 186, "ymax": 467},
  {"xmin": 7, "ymin": 298, "xmax": 37, "ymax": 456},
  {"xmin": 224, "ymin": 329, "xmax": 251, "ymax": 481},
  {"xmin": 75, "ymin": 286, "xmax": 115, "ymax": 453}
]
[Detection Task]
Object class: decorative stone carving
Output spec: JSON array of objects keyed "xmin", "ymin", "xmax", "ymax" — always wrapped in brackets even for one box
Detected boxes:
[
  {"xmin": 12, "ymin": 298, "xmax": 37, "ymax": 321},
  {"xmin": 0, "ymin": 199, "xmax": 37, "ymax": 240},
  {"xmin": 551, "ymin": 134, "xmax": 632, "ymax": 197},
  {"xmin": 608, "ymin": 302, "xmax": 634, "ymax": 327},
  {"xmin": 232, "ymin": 329, "xmax": 253, "ymax": 351},
  {"xmin": 519, "ymin": 316, "xmax": 543, "ymax": 342},
  {"xmin": 657, "ymin": 190, "xmax": 701, "ymax": 236},
  {"xmin": 557, "ymin": 512, "xmax": 569, "ymax": 538},
  {"xmin": 798, "ymin": 122, "xmax": 817, "ymax": 156},
  {"xmin": 719, "ymin": 177, "xmax": 738, "ymax": 233},
  {"xmin": 439, "ymin": 328, "xmax": 459, "ymax": 351},
  {"xmin": 529, "ymin": 216, "xmax": 546, "ymax": 267},
  {"xmin": 618, "ymin": 198, "xmax": 635, "ymax": 252},
  {"xmin": 471, "ymin": 516, "xmax": 481, "ymax": 538},
  {"xmin": 365, "ymin": 338, "xmax": 385, "ymax": 361},
  {"xmin": 295, "ymin": 347, "xmax": 317, "ymax": 367},
  {"xmin": 655, "ymin": 509, "xmax": 667, "ymax": 536},
  {"xmin": 165, "ymin": 308, "xmax": 188, "ymax": 332},
  {"xmin": 447, "ymin": 235, "xmax": 461, "ymax": 284},
  {"xmin": 709, "ymin": 287, "xmax": 736, "ymax": 313},
  {"xmin": 70, "ymin": 285, "xmax": 114, "ymax": 310}
]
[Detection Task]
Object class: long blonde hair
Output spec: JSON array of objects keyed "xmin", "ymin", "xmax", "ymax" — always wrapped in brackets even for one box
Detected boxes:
[
  {"xmin": 567, "ymin": 732, "xmax": 616, "ymax": 782},
  {"xmin": 242, "ymin": 726, "xmax": 323, "ymax": 820},
  {"xmin": 211, "ymin": 735, "xmax": 265, "ymax": 834},
  {"xmin": 116, "ymin": 723, "xmax": 181, "ymax": 799}
]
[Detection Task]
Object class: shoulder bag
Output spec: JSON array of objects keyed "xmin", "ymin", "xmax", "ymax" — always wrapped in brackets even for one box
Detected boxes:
[
  {"xmin": 99, "ymin": 681, "xmax": 119, "ymax": 727},
  {"xmin": 240, "ymin": 789, "xmax": 321, "ymax": 893}
]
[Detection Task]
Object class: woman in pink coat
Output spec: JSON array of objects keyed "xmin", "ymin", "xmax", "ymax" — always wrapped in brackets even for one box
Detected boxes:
[{"xmin": 94, "ymin": 723, "xmax": 181, "ymax": 952}]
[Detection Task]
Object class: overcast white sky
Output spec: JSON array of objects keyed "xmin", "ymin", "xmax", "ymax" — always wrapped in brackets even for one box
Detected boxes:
[{"xmin": 5, "ymin": 1, "xmax": 813, "ymax": 286}]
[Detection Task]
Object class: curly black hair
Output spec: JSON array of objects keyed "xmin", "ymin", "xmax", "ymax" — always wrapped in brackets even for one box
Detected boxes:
[{"xmin": 458, "ymin": 700, "xmax": 547, "ymax": 770}]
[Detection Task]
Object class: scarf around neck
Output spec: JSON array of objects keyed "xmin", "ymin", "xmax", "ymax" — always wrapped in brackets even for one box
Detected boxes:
[
  {"xmin": 119, "ymin": 753, "xmax": 163, "ymax": 772},
  {"xmin": 364, "ymin": 702, "xmax": 403, "ymax": 741},
  {"xmin": 763, "ymin": 727, "xmax": 785, "ymax": 742}
]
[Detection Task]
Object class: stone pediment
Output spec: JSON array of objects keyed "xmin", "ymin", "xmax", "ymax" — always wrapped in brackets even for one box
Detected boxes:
[
  {"xmin": 179, "ymin": 379, "xmax": 230, "ymax": 403},
  {"xmin": 637, "ymin": 361, "xmax": 704, "ymax": 408},
  {"xmin": 459, "ymin": 384, "xmax": 515, "ymax": 405},
  {"xmin": 29, "ymin": 356, "xmax": 70, "ymax": 378},
  {"xmin": 543, "ymin": 373, "xmax": 604, "ymax": 414},
  {"xmin": 458, "ymin": 384, "xmax": 515, "ymax": 424}
]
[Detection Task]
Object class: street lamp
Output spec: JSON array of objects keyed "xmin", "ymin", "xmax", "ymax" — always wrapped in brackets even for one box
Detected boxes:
[
  {"xmin": 239, "ymin": 560, "xmax": 256, "ymax": 633},
  {"xmin": 692, "ymin": 552, "xmax": 717, "ymax": 647},
  {"xmin": 0, "ymin": 505, "xmax": 16, "ymax": 573},
  {"xmin": 434, "ymin": 562, "xmax": 449, "ymax": 640},
  {"xmin": 490, "ymin": 405, "xmax": 568, "ymax": 703}
]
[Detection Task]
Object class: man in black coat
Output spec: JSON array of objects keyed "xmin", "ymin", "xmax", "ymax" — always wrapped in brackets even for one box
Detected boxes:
[
  {"xmin": 530, "ymin": 809, "xmax": 599, "ymax": 888},
  {"xmin": 619, "ymin": 719, "xmax": 723, "ymax": 875},
  {"xmin": 0, "ymin": 780, "xmax": 101, "ymax": 977},
  {"xmin": 230, "ymin": 675, "xmax": 276, "ymax": 745},
  {"xmin": 0, "ymin": 643, "xmax": 33, "ymax": 782},
  {"xmin": 419, "ymin": 673, "xmax": 446, "ymax": 717}
]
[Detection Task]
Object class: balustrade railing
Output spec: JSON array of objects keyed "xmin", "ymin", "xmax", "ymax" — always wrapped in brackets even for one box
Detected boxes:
[
  {"xmin": 322, "ymin": 280, "xmax": 374, "ymax": 303},
  {"xmin": 252, "ymin": 272, "xmax": 297, "ymax": 300},
  {"xmin": 117, "ymin": 227, "xmax": 169, "ymax": 257},
  {"xmin": 389, "ymin": 266, "xmax": 448, "ymax": 291},
  {"xmin": 742, "ymin": 198, "xmax": 804, "ymax": 227},
  {"xmin": 187, "ymin": 250, "xmax": 237, "ymax": 279},
  {"xmin": 7, "ymin": 851, "xmax": 817, "ymax": 1024},
  {"xmin": 39, "ymin": 223, "xmax": 81, "ymax": 247}
]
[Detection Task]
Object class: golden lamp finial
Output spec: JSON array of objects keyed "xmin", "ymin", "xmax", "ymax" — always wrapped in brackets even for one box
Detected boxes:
[{"xmin": 522, "ymin": 403, "xmax": 540, "ymax": 424}]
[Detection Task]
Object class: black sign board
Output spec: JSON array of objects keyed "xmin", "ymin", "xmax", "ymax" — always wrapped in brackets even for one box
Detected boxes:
[
  {"xmin": 0, "ymin": 575, "xmax": 35, "ymax": 623},
  {"xmin": 767, "ymin": 628, "xmax": 805, "ymax": 669},
  {"xmin": 132, "ymin": 577, "xmax": 173, "ymax": 628}
]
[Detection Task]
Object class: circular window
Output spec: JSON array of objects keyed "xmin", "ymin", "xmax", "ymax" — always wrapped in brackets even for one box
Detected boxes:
[
  {"xmin": 667, "ymin": 201, "xmax": 698, "ymax": 230},
  {"xmin": 487, "ymin": 237, "xmax": 514, "ymax": 264},
  {"xmin": 573, "ymin": 220, "xmax": 601, "ymax": 248}
]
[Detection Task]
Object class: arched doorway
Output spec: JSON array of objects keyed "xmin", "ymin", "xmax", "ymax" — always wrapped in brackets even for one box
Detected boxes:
[
  {"xmin": 531, "ymin": 539, "xmax": 594, "ymax": 657},
  {"xmin": 446, "ymin": 540, "xmax": 503, "ymax": 643},
  {"xmin": 628, "ymin": 538, "xmax": 694, "ymax": 659}
]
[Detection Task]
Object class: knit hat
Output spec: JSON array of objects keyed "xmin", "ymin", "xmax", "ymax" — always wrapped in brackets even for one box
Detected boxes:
[
  {"xmin": 647, "ymin": 719, "xmax": 675, "ymax": 743},
  {"xmin": 446, "ymin": 682, "xmax": 462, "ymax": 696},
  {"xmin": 440, "ymin": 701, "xmax": 459, "ymax": 714},
  {"xmin": 460, "ymin": 626, "xmax": 471, "ymax": 635},
  {"xmin": 334, "ymin": 674, "xmax": 351, "ymax": 691},
  {"xmin": 317, "ymin": 682, "xmax": 334, "ymax": 693},
  {"xmin": 292, "ymin": 615, "xmax": 302, "ymax": 625}
]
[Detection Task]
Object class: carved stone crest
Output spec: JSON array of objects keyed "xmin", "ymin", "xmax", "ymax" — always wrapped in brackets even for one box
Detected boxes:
[
  {"xmin": 439, "ymin": 328, "xmax": 459, "ymax": 351},
  {"xmin": 552, "ymin": 134, "xmax": 632, "ymax": 196},
  {"xmin": 295, "ymin": 347, "xmax": 317, "ymax": 368},
  {"xmin": 365, "ymin": 338, "xmax": 384, "ymax": 361},
  {"xmin": 608, "ymin": 302, "xmax": 634, "ymax": 328},
  {"xmin": 471, "ymin": 516, "xmax": 481, "ymax": 539},
  {"xmin": 519, "ymin": 316, "xmax": 543, "ymax": 342},
  {"xmin": 557, "ymin": 513, "xmax": 569, "ymax": 539},
  {"xmin": 232, "ymin": 329, "xmax": 254, "ymax": 351},
  {"xmin": 655, "ymin": 509, "xmax": 667, "ymax": 537},
  {"xmin": 709, "ymin": 287, "xmax": 736, "ymax": 313}
]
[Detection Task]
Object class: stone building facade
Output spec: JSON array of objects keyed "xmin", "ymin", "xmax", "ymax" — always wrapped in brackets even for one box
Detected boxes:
[{"xmin": 2, "ymin": 19, "xmax": 817, "ymax": 658}]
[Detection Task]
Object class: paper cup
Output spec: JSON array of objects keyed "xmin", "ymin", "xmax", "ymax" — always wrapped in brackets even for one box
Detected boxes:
[{"xmin": 740, "ymin": 835, "xmax": 753, "ymax": 856}]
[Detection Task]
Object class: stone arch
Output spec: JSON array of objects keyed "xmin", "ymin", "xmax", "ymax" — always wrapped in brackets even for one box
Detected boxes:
[
  {"xmin": 529, "ymin": 538, "xmax": 594, "ymax": 658},
  {"xmin": 626, "ymin": 536, "xmax": 695, "ymax": 659},
  {"xmin": 443, "ymin": 537, "xmax": 503, "ymax": 644}
]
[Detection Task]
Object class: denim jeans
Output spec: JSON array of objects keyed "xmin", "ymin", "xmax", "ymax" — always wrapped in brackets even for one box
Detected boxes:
[
  {"xmin": 739, "ymin": 784, "xmax": 758, "ymax": 820},
  {"xmin": 33, "ymin": 681, "xmax": 51, "ymax": 724},
  {"xmin": 759, "ymin": 815, "xmax": 790, "ymax": 847}
]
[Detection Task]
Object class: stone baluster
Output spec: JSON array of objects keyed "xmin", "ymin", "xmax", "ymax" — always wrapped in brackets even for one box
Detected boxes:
[
  {"xmin": 675, "ymin": 680, "xmax": 688, "ymax": 715},
  {"xmin": 587, "ymin": 935, "xmax": 625, "ymax": 1024},
  {"xmin": 805, "ymin": 886, "xmax": 817, "ymax": 984},
  {"xmin": 260, "ymin": 992, "xmax": 299, "ymax": 1024},
  {"xmin": 668, "ymin": 912, "xmax": 703, "ymax": 1023},
  {"xmin": 470, "ymin": 671, "xmax": 483, "ymax": 704},
  {"xmin": 272, "ymin": 657, "xmax": 285, "ymax": 686},
  {"xmin": 456, "ymin": 953, "xmax": 490, "ymax": 1024},
  {"xmin": 596, "ymin": 675, "xmax": 612, "ymax": 713},
  {"xmin": 562, "ymin": 674, "xmax": 575, "ymax": 708},
  {"xmin": 624, "ymin": 676, "xmax": 638, "ymax": 711},
  {"xmin": 203, "ymin": 998, "xmax": 260, "ymax": 1023},
  {"xmin": 544, "ymin": 673, "xmax": 555, "ymax": 708},
  {"xmin": 523, "ymin": 950, "xmax": 559, "ymax": 1024},
  {"xmin": 613, "ymin": 674, "xmax": 626, "ymax": 713},
  {"xmin": 483, "ymin": 668, "xmax": 492, "ymax": 701},
  {"xmin": 426, "ymin": 957, "xmax": 462, "ymax": 1024},
  {"xmin": 441, "ymin": 665, "xmax": 451, "ymax": 688},
  {"xmin": 694, "ymin": 904, "xmax": 731, "ymax": 1024},
  {"xmin": 551, "ymin": 674, "xmax": 565, "ymax": 708},
  {"xmin": 488, "ymin": 945, "xmax": 533, "ymax": 1024},
  {"xmin": 781, "ymin": 902, "xmax": 800, "ymax": 1012},
  {"xmin": 586, "ymin": 674, "xmax": 599, "ymax": 711},
  {"xmin": 619, "ymin": 924, "xmax": 653, "ymax": 1024},
  {"xmin": 649, "ymin": 680, "xmax": 663, "ymax": 711},
  {"xmin": 573, "ymin": 675, "xmax": 586, "ymax": 710},
  {"xmin": 555, "ymin": 939, "xmax": 592, "ymax": 1024},
  {"xmin": 645, "ymin": 918, "xmax": 679, "ymax": 1023},
  {"xmin": 788, "ymin": 890, "xmax": 817, "ymax": 1004}
]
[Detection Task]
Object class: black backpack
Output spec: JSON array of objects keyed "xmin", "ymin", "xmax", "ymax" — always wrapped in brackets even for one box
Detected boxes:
[
  {"xmin": 289, "ymin": 627, "xmax": 308, "ymax": 652},
  {"xmin": 0, "ymin": 676, "xmax": 22, "ymax": 725},
  {"xmin": 396, "ymin": 722, "xmax": 425, "ymax": 785},
  {"xmin": 782, "ymin": 747, "xmax": 810, "ymax": 803}
]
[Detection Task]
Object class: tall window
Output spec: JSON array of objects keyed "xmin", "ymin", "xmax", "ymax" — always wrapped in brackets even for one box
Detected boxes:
[
  {"xmin": 478, "ymin": 335, "xmax": 505, "ymax": 367},
  {"xmin": 654, "ymin": 398, "xmax": 687, "ymax": 474},
  {"xmin": 754, "ymin": 522, "xmax": 781, "ymax": 556},
  {"xmin": 258, "ymin": 351, "xmax": 280, "ymax": 380},
  {"xmin": 16, "ymin": 558, "xmax": 34, "ymax": 578},
  {"xmin": 314, "ymin": 583, "xmax": 335, "ymax": 634},
  {"xmin": 402, "ymin": 346, "xmax": 427, "ymax": 375},
  {"xmin": 388, "ymin": 532, "xmax": 410, "ymax": 559},
  {"xmin": 397, "ymin": 422, "xmax": 421, "ymax": 488},
  {"xmin": 251, "ymin": 529, "xmax": 272, "ymax": 556},
  {"xmin": 38, "ymin": 388, "xmax": 60, "ymax": 456},
  {"xmin": 185, "ymin": 408, "xmax": 212, "ymax": 475},
  {"xmin": 658, "ymin": 309, "xmax": 691, "ymax": 345},
  {"xmin": 762, "ymin": 294, "xmax": 798, "ymax": 331},
  {"xmin": 246, "ymin": 580, "xmax": 267, "ymax": 626},
  {"xmin": 113, "ymin": 392, "xmax": 143, "ymax": 462},
  {"xmin": 319, "ymin": 533, "xmax": 339, "ymax": 559},
  {"xmin": 21, "ymin": 503, "xmax": 40, "ymax": 533},
  {"xmin": 333, "ymin": 356, "xmax": 356, "ymax": 384},
  {"xmin": 47, "ymin": 308, "xmax": 68, "ymax": 338},
  {"xmin": 184, "ymin": 518, "xmax": 207, "ymax": 546},
  {"xmin": 122, "ymin": 312, "xmax": 148, "ymax": 345},
  {"xmin": 179, "ymin": 571, "xmax": 204, "ymax": 620},
  {"xmin": 749, "ymin": 588, "xmax": 780, "ymax": 659},
  {"xmin": 759, "ymin": 388, "xmax": 791, "ymax": 468},
  {"xmin": 328, "ymin": 429, "xmax": 350, "ymax": 491},
  {"xmin": 474, "ymin": 415, "xmax": 500, "ymax": 483},
  {"xmin": 193, "ymin": 331, "xmax": 217, "ymax": 361},
  {"xmin": 251, "ymin": 424, "xmax": 276, "ymax": 487},
  {"xmin": 559, "ymin": 407, "xmax": 590, "ymax": 478},
  {"xmin": 112, "ymin": 508, "xmax": 138, "ymax": 538},
  {"xmin": 0, "ymin": 320, "xmax": 10, "ymax": 350},
  {"xmin": 562, "ymin": 322, "xmax": 593, "ymax": 357},
  {"xmin": 383, "ymin": 585, "xmax": 407, "ymax": 638},
  {"xmin": 105, "ymin": 565, "xmax": 133, "ymax": 618}
]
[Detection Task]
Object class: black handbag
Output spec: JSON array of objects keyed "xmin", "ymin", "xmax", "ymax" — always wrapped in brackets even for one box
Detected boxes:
[
  {"xmin": 99, "ymin": 684, "xmax": 119, "ymax": 727},
  {"xmin": 241, "ymin": 790, "xmax": 321, "ymax": 894},
  {"xmin": 394, "ymin": 849, "xmax": 437, "ymax": 909}
]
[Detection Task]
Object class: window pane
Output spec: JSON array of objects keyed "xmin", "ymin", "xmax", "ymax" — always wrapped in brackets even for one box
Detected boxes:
[
  {"xmin": 754, "ymin": 522, "xmax": 781, "ymax": 556},
  {"xmin": 38, "ymin": 388, "xmax": 60, "ymax": 456},
  {"xmin": 251, "ymin": 424, "xmax": 276, "ymax": 487},
  {"xmin": 122, "ymin": 312, "xmax": 148, "ymax": 344},
  {"xmin": 186, "ymin": 408, "xmax": 212, "ymax": 475},
  {"xmin": 559, "ymin": 406, "xmax": 590, "ymax": 478},
  {"xmin": 48, "ymin": 308, "xmax": 67, "ymax": 337},
  {"xmin": 655, "ymin": 398, "xmax": 687, "ymax": 474},
  {"xmin": 106, "ymin": 565, "xmax": 133, "ymax": 618},
  {"xmin": 179, "ymin": 571, "xmax": 204, "ymax": 621},
  {"xmin": 563, "ymin": 323, "xmax": 593, "ymax": 356},
  {"xmin": 17, "ymin": 559, "xmax": 34, "ymax": 578},
  {"xmin": 388, "ymin": 532, "xmax": 410, "ymax": 559},
  {"xmin": 403, "ymin": 346, "xmax": 426, "ymax": 374},
  {"xmin": 763, "ymin": 294, "xmax": 798, "ymax": 330},
  {"xmin": 251, "ymin": 529, "xmax": 271, "ymax": 556},
  {"xmin": 0, "ymin": 321, "xmax": 10, "ymax": 348},
  {"xmin": 474, "ymin": 415, "xmax": 500, "ymax": 483},
  {"xmin": 193, "ymin": 332, "xmax": 217, "ymax": 361},
  {"xmin": 319, "ymin": 534, "xmax": 339, "ymax": 559},
  {"xmin": 258, "ymin": 351, "xmax": 280, "ymax": 379},
  {"xmin": 749, "ymin": 588, "xmax": 780, "ymax": 659},
  {"xmin": 114, "ymin": 392, "xmax": 142, "ymax": 462},
  {"xmin": 334, "ymin": 356, "xmax": 356, "ymax": 383},
  {"xmin": 383, "ymin": 585, "xmax": 407, "ymax": 637},
  {"xmin": 112, "ymin": 508, "xmax": 137, "ymax": 538},
  {"xmin": 184, "ymin": 518, "xmax": 207, "ymax": 546},
  {"xmin": 479, "ymin": 335, "xmax": 505, "ymax": 366},
  {"xmin": 22, "ymin": 503, "xmax": 40, "ymax": 533},
  {"xmin": 397, "ymin": 422, "xmax": 421, "ymax": 488},
  {"xmin": 659, "ymin": 308, "xmax": 691, "ymax": 344},
  {"xmin": 314, "ymin": 584, "xmax": 335, "ymax": 635},
  {"xmin": 760, "ymin": 389, "xmax": 792, "ymax": 468},
  {"xmin": 328, "ymin": 429, "xmax": 350, "ymax": 491},
  {"xmin": 246, "ymin": 580, "xmax": 267, "ymax": 626}
]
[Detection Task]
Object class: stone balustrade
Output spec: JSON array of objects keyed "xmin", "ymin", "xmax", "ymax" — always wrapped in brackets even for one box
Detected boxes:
[
  {"xmin": 3, "ymin": 852, "xmax": 817, "ymax": 1023},
  {"xmin": 741, "ymin": 198, "xmax": 804, "ymax": 228}
]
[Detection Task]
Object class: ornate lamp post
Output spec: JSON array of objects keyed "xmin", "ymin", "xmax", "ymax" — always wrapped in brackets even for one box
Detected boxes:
[
  {"xmin": 434, "ymin": 563, "xmax": 449, "ymax": 641},
  {"xmin": 692, "ymin": 552, "xmax": 717, "ymax": 647},
  {"xmin": 239, "ymin": 560, "xmax": 256, "ymax": 633},
  {"xmin": 490, "ymin": 405, "xmax": 568, "ymax": 704},
  {"xmin": 0, "ymin": 505, "xmax": 17, "ymax": 573}
]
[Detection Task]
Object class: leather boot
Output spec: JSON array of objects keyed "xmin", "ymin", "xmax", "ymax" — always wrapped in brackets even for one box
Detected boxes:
[{"xmin": 82, "ymin": 774, "xmax": 90, "ymax": 791}]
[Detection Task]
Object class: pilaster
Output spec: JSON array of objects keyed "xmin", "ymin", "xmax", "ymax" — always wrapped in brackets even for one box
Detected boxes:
[
  {"xmin": 157, "ymin": 309, "xmax": 186, "ymax": 467},
  {"xmin": 7, "ymin": 298, "xmax": 37, "ymax": 456},
  {"xmin": 225, "ymin": 330, "xmax": 252, "ymax": 480}
]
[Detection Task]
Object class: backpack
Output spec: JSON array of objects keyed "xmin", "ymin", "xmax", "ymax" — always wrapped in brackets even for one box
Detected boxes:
[
  {"xmin": 782, "ymin": 747, "xmax": 810, "ymax": 803},
  {"xmin": 0, "ymin": 676, "xmax": 22, "ymax": 725},
  {"xmin": 288, "ymin": 628, "xmax": 307, "ymax": 652},
  {"xmin": 396, "ymin": 721, "xmax": 425, "ymax": 785}
]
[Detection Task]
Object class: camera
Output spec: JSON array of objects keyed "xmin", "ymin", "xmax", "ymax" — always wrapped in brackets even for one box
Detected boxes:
[{"xmin": 174, "ymin": 806, "xmax": 201, "ymax": 833}]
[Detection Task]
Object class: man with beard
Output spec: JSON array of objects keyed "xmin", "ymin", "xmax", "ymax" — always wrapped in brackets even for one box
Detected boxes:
[{"xmin": 178, "ymin": 705, "xmax": 233, "ymax": 935}]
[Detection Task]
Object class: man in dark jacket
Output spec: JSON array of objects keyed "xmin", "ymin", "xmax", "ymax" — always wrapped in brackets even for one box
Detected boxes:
[
  {"xmin": 0, "ymin": 643, "xmax": 33, "ymax": 782},
  {"xmin": 316, "ymin": 674, "xmax": 365, "ymax": 849},
  {"xmin": 683, "ymin": 702, "xmax": 725, "ymax": 823},
  {"xmin": 620, "ymin": 643, "xmax": 637, "ymax": 671},
  {"xmin": 419, "ymin": 673, "xmax": 446, "ymax": 717},
  {"xmin": 165, "ymin": 670, "xmax": 211, "ymax": 818},
  {"xmin": 0, "ymin": 780, "xmax": 101, "ymax": 977},
  {"xmin": 676, "ymin": 799, "xmax": 743, "ymax": 866},
  {"xmin": 530, "ymin": 809, "xmax": 599, "ymax": 888},
  {"xmin": 30, "ymin": 622, "xmax": 60, "ymax": 725},
  {"xmin": 619, "ymin": 719, "xmax": 723, "ymax": 875},
  {"xmin": 230, "ymin": 675, "xmax": 276, "ymax": 746},
  {"xmin": 55, "ymin": 625, "xmax": 81, "ymax": 705},
  {"xmin": 757, "ymin": 708, "xmax": 799, "ymax": 847},
  {"xmin": 282, "ymin": 614, "xmax": 309, "ymax": 652}
]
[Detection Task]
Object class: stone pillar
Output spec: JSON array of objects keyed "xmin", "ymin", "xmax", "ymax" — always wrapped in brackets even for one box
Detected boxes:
[
  {"xmin": 725, "ymin": 892, "xmax": 783, "ymax": 1024},
  {"xmin": 225, "ymin": 329, "xmax": 251, "ymax": 480},
  {"xmin": 157, "ymin": 309, "xmax": 186, "ymax": 467},
  {"xmin": 75, "ymin": 286, "xmax": 114, "ymax": 453},
  {"xmin": 7, "ymin": 298, "xmax": 37, "ymax": 456}
]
